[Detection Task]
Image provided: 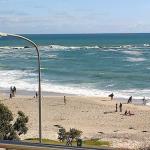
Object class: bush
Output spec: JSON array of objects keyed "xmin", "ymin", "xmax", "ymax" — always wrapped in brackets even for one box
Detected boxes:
[
  {"xmin": 0, "ymin": 103, "xmax": 28, "ymax": 140},
  {"xmin": 69, "ymin": 128, "xmax": 82, "ymax": 140},
  {"xmin": 57, "ymin": 127, "xmax": 82, "ymax": 142},
  {"xmin": 58, "ymin": 127, "xmax": 66, "ymax": 142}
]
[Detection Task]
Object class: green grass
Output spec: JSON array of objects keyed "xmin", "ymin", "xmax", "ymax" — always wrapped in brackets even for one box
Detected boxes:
[
  {"xmin": 83, "ymin": 139, "xmax": 110, "ymax": 147},
  {"xmin": 25, "ymin": 138, "xmax": 110, "ymax": 148}
]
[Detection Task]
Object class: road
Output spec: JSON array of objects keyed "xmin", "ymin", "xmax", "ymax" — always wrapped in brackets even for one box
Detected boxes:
[{"xmin": 0, "ymin": 140, "xmax": 113, "ymax": 150}]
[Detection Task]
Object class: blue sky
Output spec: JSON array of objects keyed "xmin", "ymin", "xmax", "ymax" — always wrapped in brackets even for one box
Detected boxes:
[{"xmin": 0, "ymin": 0, "xmax": 150, "ymax": 34}]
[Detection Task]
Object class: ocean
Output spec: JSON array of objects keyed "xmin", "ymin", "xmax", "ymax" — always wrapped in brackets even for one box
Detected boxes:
[{"xmin": 0, "ymin": 33, "xmax": 150, "ymax": 101}]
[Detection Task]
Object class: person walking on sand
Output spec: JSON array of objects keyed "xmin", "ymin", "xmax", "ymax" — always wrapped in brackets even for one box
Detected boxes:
[
  {"xmin": 64, "ymin": 96, "xmax": 66, "ymax": 105},
  {"xmin": 115, "ymin": 103, "xmax": 118, "ymax": 112},
  {"xmin": 119, "ymin": 103, "xmax": 122, "ymax": 112},
  {"xmin": 9, "ymin": 93, "xmax": 12, "ymax": 99},
  {"xmin": 109, "ymin": 93, "xmax": 114, "ymax": 100},
  {"xmin": 127, "ymin": 96, "xmax": 132, "ymax": 104}
]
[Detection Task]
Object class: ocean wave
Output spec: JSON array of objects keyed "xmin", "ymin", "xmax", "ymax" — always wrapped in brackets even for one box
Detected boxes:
[
  {"xmin": 126, "ymin": 57, "xmax": 146, "ymax": 62},
  {"xmin": 48, "ymin": 45, "xmax": 100, "ymax": 50},
  {"xmin": 122, "ymin": 50, "xmax": 142, "ymax": 56},
  {"xmin": 144, "ymin": 43, "xmax": 150, "ymax": 47},
  {"xmin": 0, "ymin": 44, "xmax": 148, "ymax": 52},
  {"xmin": 46, "ymin": 44, "xmax": 149, "ymax": 52},
  {"xmin": 121, "ymin": 45, "xmax": 134, "ymax": 48},
  {"xmin": 0, "ymin": 70, "xmax": 37, "ymax": 89},
  {"xmin": 48, "ymin": 54, "xmax": 58, "ymax": 59},
  {"xmin": 0, "ymin": 70, "xmax": 150, "ymax": 99},
  {"xmin": 0, "ymin": 46, "xmax": 24, "ymax": 50}
]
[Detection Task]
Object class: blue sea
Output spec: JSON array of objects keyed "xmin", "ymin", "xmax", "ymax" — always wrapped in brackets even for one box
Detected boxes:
[{"xmin": 0, "ymin": 33, "xmax": 150, "ymax": 100}]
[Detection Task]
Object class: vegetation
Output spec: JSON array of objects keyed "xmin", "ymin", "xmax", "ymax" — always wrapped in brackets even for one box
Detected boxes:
[
  {"xmin": 25, "ymin": 138, "xmax": 110, "ymax": 148},
  {"xmin": 58, "ymin": 127, "xmax": 82, "ymax": 142},
  {"xmin": 0, "ymin": 103, "xmax": 28, "ymax": 140},
  {"xmin": 58, "ymin": 127, "xmax": 66, "ymax": 142},
  {"xmin": 83, "ymin": 139, "xmax": 110, "ymax": 147}
]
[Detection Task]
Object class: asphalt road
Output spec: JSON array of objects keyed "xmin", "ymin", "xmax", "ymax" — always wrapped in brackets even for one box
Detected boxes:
[{"xmin": 0, "ymin": 140, "xmax": 113, "ymax": 150}]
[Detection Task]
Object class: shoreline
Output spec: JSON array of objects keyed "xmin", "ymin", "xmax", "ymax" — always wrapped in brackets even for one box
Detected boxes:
[
  {"xmin": 1, "ymin": 88, "xmax": 149, "ymax": 106},
  {"xmin": 0, "ymin": 89, "xmax": 75, "ymax": 97}
]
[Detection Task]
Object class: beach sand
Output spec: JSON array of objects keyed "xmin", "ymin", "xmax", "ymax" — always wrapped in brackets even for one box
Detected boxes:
[{"xmin": 0, "ymin": 94, "xmax": 150, "ymax": 149}]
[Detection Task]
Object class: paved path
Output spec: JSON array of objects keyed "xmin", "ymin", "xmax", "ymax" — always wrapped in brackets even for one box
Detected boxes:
[{"xmin": 0, "ymin": 140, "xmax": 113, "ymax": 150}]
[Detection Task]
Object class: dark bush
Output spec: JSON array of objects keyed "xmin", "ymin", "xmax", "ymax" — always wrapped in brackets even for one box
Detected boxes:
[
  {"xmin": 0, "ymin": 103, "xmax": 28, "ymax": 140},
  {"xmin": 57, "ymin": 127, "xmax": 82, "ymax": 142}
]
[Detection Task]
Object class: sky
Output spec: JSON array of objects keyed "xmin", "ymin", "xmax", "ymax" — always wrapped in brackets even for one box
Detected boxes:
[{"xmin": 0, "ymin": 0, "xmax": 150, "ymax": 34}]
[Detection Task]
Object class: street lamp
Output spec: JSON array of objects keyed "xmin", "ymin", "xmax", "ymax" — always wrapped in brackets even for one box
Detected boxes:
[{"xmin": 0, "ymin": 32, "xmax": 42, "ymax": 143}]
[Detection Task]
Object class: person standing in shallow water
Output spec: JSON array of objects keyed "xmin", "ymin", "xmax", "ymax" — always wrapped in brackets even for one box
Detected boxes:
[{"xmin": 109, "ymin": 93, "xmax": 114, "ymax": 100}]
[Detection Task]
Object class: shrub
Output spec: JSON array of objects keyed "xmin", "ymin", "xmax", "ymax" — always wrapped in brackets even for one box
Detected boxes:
[
  {"xmin": 69, "ymin": 128, "xmax": 82, "ymax": 140},
  {"xmin": 58, "ymin": 127, "xmax": 66, "ymax": 142},
  {"xmin": 0, "ymin": 103, "xmax": 28, "ymax": 140},
  {"xmin": 57, "ymin": 127, "xmax": 82, "ymax": 142}
]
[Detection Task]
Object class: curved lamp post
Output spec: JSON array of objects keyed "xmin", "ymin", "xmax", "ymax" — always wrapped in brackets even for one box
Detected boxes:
[{"xmin": 0, "ymin": 32, "xmax": 42, "ymax": 143}]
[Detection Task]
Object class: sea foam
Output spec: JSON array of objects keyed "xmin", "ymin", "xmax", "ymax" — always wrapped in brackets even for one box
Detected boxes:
[
  {"xmin": 122, "ymin": 50, "xmax": 142, "ymax": 56},
  {"xmin": 126, "ymin": 57, "xmax": 146, "ymax": 62}
]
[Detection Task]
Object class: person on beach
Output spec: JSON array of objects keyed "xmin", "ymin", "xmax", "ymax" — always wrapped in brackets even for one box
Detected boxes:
[
  {"xmin": 142, "ymin": 97, "xmax": 146, "ymax": 105},
  {"xmin": 13, "ymin": 86, "xmax": 16, "ymax": 94},
  {"xmin": 127, "ymin": 96, "xmax": 132, "ymax": 104},
  {"xmin": 10, "ymin": 86, "xmax": 15, "ymax": 97},
  {"xmin": 10, "ymin": 86, "xmax": 13, "ymax": 93},
  {"xmin": 64, "ymin": 96, "xmax": 66, "ymax": 105},
  {"xmin": 128, "ymin": 110, "xmax": 134, "ymax": 116},
  {"xmin": 109, "ymin": 93, "xmax": 114, "ymax": 100},
  {"xmin": 115, "ymin": 103, "xmax": 118, "ymax": 112},
  {"xmin": 12, "ymin": 86, "xmax": 16, "ymax": 97},
  {"xmin": 119, "ymin": 103, "xmax": 122, "ymax": 112},
  {"xmin": 9, "ymin": 93, "xmax": 12, "ymax": 99},
  {"xmin": 124, "ymin": 110, "xmax": 128, "ymax": 115},
  {"xmin": 124, "ymin": 110, "xmax": 134, "ymax": 116},
  {"xmin": 35, "ymin": 92, "xmax": 38, "ymax": 98},
  {"xmin": 128, "ymin": 110, "xmax": 131, "ymax": 116}
]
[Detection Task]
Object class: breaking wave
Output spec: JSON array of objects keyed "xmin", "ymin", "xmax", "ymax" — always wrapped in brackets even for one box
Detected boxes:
[{"xmin": 126, "ymin": 57, "xmax": 146, "ymax": 62}]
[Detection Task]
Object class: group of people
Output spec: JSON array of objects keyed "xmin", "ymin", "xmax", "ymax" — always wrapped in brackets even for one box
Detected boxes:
[
  {"xmin": 33, "ymin": 92, "xmax": 38, "ymax": 98},
  {"xmin": 115, "ymin": 103, "xmax": 122, "ymax": 112},
  {"xmin": 9, "ymin": 86, "xmax": 16, "ymax": 99},
  {"xmin": 109, "ymin": 93, "xmax": 147, "ymax": 105},
  {"xmin": 124, "ymin": 110, "xmax": 134, "ymax": 116}
]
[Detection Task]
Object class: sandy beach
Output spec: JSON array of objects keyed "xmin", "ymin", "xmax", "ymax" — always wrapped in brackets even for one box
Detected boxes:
[{"xmin": 0, "ymin": 94, "xmax": 150, "ymax": 149}]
